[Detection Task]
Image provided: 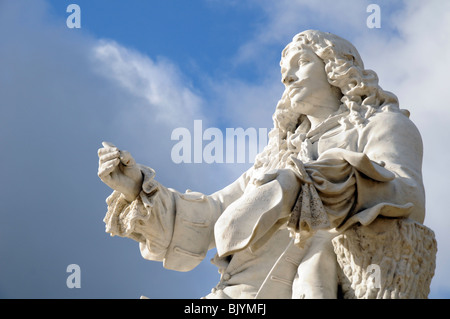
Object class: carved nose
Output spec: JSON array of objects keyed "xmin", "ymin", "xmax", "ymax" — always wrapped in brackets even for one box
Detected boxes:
[{"xmin": 282, "ymin": 74, "xmax": 297, "ymax": 85}]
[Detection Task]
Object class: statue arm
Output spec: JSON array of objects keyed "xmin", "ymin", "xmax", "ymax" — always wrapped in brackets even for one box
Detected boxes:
[
  {"xmin": 311, "ymin": 111, "xmax": 425, "ymax": 231},
  {"xmin": 103, "ymin": 165, "xmax": 252, "ymax": 272},
  {"xmin": 348, "ymin": 111, "xmax": 425, "ymax": 225}
]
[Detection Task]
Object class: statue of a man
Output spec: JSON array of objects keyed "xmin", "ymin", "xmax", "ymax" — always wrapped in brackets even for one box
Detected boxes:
[{"xmin": 98, "ymin": 30, "xmax": 426, "ymax": 298}]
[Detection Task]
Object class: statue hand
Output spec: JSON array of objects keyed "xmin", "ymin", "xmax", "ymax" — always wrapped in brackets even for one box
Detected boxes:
[
  {"xmin": 252, "ymin": 168, "xmax": 301, "ymax": 210},
  {"xmin": 98, "ymin": 142, "xmax": 143, "ymax": 202},
  {"xmin": 253, "ymin": 168, "xmax": 299, "ymax": 188}
]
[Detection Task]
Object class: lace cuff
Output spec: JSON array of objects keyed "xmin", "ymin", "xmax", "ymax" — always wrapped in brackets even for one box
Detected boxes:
[{"xmin": 103, "ymin": 166, "xmax": 173, "ymax": 257}]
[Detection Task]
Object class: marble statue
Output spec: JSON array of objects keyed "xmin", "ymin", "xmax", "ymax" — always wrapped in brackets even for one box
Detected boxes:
[{"xmin": 98, "ymin": 30, "xmax": 437, "ymax": 299}]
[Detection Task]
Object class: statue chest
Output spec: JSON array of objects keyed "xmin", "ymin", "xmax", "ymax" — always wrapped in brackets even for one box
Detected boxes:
[{"xmin": 315, "ymin": 126, "xmax": 361, "ymax": 160}]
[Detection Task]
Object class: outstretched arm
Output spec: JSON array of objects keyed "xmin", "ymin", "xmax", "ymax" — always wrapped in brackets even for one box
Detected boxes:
[{"xmin": 98, "ymin": 142, "xmax": 251, "ymax": 271}]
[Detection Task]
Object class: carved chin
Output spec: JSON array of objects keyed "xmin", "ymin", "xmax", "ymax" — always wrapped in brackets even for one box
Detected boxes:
[{"xmin": 290, "ymin": 100, "xmax": 315, "ymax": 116}]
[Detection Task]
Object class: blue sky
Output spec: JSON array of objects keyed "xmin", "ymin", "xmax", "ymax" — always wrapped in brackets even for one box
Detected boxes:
[{"xmin": 1, "ymin": 0, "xmax": 449, "ymax": 299}]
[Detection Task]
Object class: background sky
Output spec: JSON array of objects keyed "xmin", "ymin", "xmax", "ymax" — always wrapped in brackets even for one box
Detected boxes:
[{"xmin": 1, "ymin": 0, "xmax": 449, "ymax": 299}]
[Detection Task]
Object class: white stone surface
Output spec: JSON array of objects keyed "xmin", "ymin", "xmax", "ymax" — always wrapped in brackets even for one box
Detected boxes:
[
  {"xmin": 333, "ymin": 217, "xmax": 437, "ymax": 299},
  {"xmin": 98, "ymin": 30, "xmax": 436, "ymax": 298}
]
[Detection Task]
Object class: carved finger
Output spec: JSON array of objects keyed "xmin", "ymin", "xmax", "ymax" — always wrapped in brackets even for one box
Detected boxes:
[
  {"xmin": 253, "ymin": 170, "xmax": 279, "ymax": 186},
  {"xmin": 98, "ymin": 147, "xmax": 118, "ymax": 157},
  {"xmin": 98, "ymin": 142, "xmax": 119, "ymax": 156},
  {"xmin": 119, "ymin": 150, "xmax": 135, "ymax": 166},
  {"xmin": 102, "ymin": 141, "xmax": 117, "ymax": 149},
  {"xmin": 99, "ymin": 151, "xmax": 120, "ymax": 165},
  {"xmin": 98, "ymin": 158, "xmax": 120, "ymax": 178}
]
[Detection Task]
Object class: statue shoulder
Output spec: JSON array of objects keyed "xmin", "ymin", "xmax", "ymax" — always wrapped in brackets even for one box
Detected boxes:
[
  {"xmin": 361, "ymin": 109, "xmax": 424, "ymax": 163},
  {"xmin": 365, "ymin": 109, "xmax": 422, "ymax": 140}
]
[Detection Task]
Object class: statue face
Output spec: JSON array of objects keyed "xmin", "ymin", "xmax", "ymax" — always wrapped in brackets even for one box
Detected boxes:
[{"xmin": 280, "ymin": 46, "xmax": 340, "ymax": 119}]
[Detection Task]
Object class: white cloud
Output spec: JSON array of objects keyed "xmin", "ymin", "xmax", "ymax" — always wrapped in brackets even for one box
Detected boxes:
[
  {"xmin": 233, "ymin": 0, "xmax": 371, "ymax": 66},
  {"xmin": 89, "ymin": 40, "xmax": 254, "ymax": 195},
  {"xmin": 92, "ymin": 40, "xmax": 205, "ymax": 127},
  {"xmin": 209, "ymin": 77, "xmax": 281, "ymax": 128}
]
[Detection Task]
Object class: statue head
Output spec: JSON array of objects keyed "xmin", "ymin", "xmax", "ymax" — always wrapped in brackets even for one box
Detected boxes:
[
  {"xmin": 273, "ymin": 30, "xmax": 402, "ymax": 136},
  {"xmin": 254, "ymin": 30, "xmax": 405, "ymax": 172}
]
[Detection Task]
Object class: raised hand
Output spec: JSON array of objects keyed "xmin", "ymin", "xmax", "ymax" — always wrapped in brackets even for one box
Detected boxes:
[{"xmin": 98, "ymin": 142, "xmax": 143, "ymax": 202}]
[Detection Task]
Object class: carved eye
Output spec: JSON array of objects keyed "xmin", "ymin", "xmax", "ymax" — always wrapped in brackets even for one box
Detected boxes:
[{"xmin": 298, "ymin": 58, "xmax": 310, "ymax": 67}]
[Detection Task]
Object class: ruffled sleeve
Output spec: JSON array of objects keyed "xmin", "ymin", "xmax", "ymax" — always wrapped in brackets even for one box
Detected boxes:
[
  {"xmin": 103, "ymin": 165, "xmax": 176, "ymax": 261},
  {"xmin": 102, "ymin": 165, "xmax": 250, "ymax": 271}
]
